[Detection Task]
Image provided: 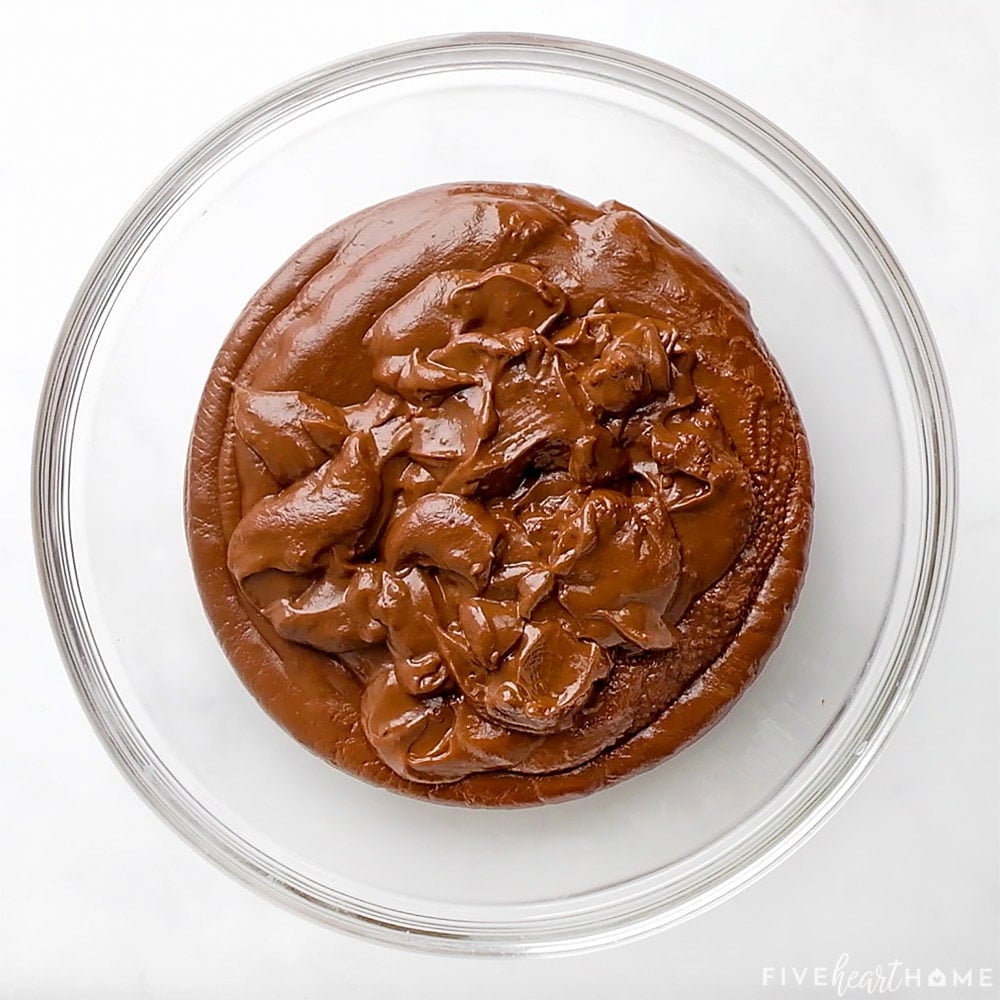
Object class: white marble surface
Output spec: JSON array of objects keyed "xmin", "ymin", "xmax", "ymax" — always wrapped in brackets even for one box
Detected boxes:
[{"xmin": 2, "ymin": 2, "xmax": 998, "ymax": 996}]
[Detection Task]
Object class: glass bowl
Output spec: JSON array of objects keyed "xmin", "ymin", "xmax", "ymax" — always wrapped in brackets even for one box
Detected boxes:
[{"xmin": 33, "ymin": 33, "xmax": 956, "ymax": 955}]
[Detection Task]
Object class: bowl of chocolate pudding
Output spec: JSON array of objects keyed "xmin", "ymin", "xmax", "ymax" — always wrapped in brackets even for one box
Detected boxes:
[{"xmin": 35, "ymin": 35, "xmax": 955, "ymax": 953}]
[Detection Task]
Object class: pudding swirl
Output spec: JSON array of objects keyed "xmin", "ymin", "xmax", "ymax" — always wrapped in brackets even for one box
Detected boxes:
[{"xmin": 187, "ymin": 183, "xmax": 812, "ymax": 805}]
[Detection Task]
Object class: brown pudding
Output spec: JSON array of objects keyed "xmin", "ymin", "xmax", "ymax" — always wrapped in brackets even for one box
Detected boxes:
[{"xmin": 186, "ymin": 183, "xmax": 812, "ymax": 806}]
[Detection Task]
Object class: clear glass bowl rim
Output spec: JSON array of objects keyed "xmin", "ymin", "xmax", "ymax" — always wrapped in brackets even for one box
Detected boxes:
[{"xmin": 32, "ymin": 31, "xmax": 957, "ymax": 956}]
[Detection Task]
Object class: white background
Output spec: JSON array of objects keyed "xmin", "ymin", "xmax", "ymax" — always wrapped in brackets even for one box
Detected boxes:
[{"xmin": 3, "ymin": 2, "xmax": 998, "ymax": 996}]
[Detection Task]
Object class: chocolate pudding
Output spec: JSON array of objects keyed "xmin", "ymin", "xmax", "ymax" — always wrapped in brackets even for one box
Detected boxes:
[{"xmin": 186, "ymin": 183, "xmax": 812, "ymax": 806}]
